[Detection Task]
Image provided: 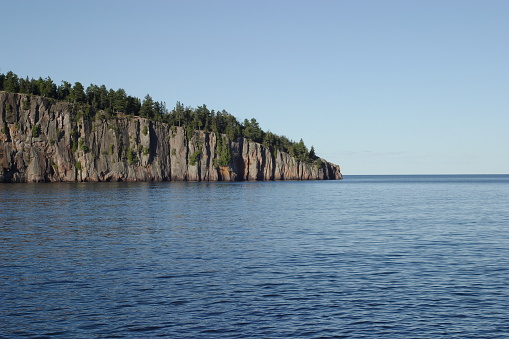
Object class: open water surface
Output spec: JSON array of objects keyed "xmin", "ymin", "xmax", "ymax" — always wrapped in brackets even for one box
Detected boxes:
[{"xmin": 1, "ymin": 175, "xmax": 509, "ymax": 338}]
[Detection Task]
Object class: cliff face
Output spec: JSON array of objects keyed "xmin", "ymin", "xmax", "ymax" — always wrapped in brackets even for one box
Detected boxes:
[{"xmin": 0, "ymin": 92, "xmax": 341, "ymax": 182}]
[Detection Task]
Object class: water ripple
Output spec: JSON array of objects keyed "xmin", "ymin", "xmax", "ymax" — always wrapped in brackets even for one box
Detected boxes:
[{"xmin": 1, "ymin": 176, "xmax": 509, "ymax": 337}]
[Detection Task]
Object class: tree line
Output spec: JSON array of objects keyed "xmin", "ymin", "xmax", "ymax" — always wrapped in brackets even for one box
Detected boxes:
[{"xmin": 0, "ymin": 70, "xmax": 319, "ymax": 163}]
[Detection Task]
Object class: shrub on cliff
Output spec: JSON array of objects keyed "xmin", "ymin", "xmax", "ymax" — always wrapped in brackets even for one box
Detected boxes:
[
  {"xmin": 31, "ymin": 125, "xmax": 41, "ymax": 138},
  {"xmin": 215, "ymin": 134, "xmax": 231, "ymax": 167},
  {"xmin": 0, "ymin": 70, "xmax": 321, "ymax": 164},
  {"xmin": 189, "ymin": 150, "xmax": 202, "ymax": 166}
]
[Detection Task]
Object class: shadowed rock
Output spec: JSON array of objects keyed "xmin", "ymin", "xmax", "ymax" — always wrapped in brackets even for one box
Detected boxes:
[{"xmin": 0, "ymin": 92, "xmax": 342, "ymax": 182}]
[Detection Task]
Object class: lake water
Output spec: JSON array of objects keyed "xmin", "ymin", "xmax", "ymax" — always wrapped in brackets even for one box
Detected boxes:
[{"xmin": 1, "ymin": 175, "xmax": 509, "ymax": 338}]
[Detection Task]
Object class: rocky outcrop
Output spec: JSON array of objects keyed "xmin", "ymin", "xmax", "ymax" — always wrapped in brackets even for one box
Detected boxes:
[{"xmin": 0, "ymin": 92, "xmax": 341, "ymax": 182}]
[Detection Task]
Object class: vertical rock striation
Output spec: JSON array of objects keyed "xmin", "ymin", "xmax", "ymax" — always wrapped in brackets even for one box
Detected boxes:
[{"xmin": 0, "ymin": 92, "xmax": 342, "ymax": 182}]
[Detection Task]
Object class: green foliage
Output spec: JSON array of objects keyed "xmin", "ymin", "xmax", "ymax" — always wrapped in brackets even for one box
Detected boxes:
[
  {"xmin": 153, "ymin": 101, "xmax": 167, "ymax": 120},
  {"xmin": 291, "ymin": 139, "xmax": 310, "ymax": 163},
  {"xmin": 113, "ymin": 88, "xmax": 127, "ymax": 113},
  {"xmin": 72, "ymin": 82, "xmax": 86, "ymax": 103},
  {"xmin": 3, "ymin": 71, "xmax": 19, "ymax": 92},
  {"xmin": 6, "ymin": 104, "xmax": 13, "ymax": 112},
  {"xmin": 79, "ymin": 138, "xmax": 90, "ymax": 153},
  {"xmin": 23, "ymin": 98, "xmax": 30, "ymax": 110},
  {"xmin": 31, "ymin": 125, "xmax": 41, "ymax": 138},
  {"xmin": 139, "ymin": 94, "xmax": 154, "ymax": 119},
  {"xmin": 0, "ymin": 70, "xmax": 321, "ymax": 164},
  {"xmin": 127, "ymin": 148, "xmax": 137, "ymax": 165},
  {"xmin": 83, "ymin": 107, "xmax": 92, "ymax": 119},
  {"xmin": 243, "ymin": 118, "xmax": 263, "ymax": 143},
  {"xmin": 185, "ymin": 125, "xmax": 194, "ymax": 141},
  {"xmin": 108, "ymin": 124, "xmax": 120, "ymax": 134},
  {"xmin": 36, "ymin": 77, "xmax": 57, "ymax": 97},
  {"xmin": 71, "ymin": 127, "xmax": 79, "ymax": 153},
  {"xmin": 189, "ymin": 149, "xmax": 202, "ymax": 166},
  {"xmin": 314, "ymin": 158, "xmax": 324, "ymax": 170},
  {"xmin": 57, "ymin": 81, "xmax": 71, "ymax": 100},
  {"xmin": 215, "ymin": 134, "xmax": 231, "ymax": 167},
  {"xmin": 309, "ymin": 146, "xmax": 318, "ymax": 161},
  {"xmin": 75, "ymin": 161, "xmax": 82, "ymax": 171},
  {"xmin": 172, "ymin": 101, "xmax": 185, "ymax": 127},
  {"xmin": 126, "ymin": 96, "xmax": 141, "ymax": 116}
]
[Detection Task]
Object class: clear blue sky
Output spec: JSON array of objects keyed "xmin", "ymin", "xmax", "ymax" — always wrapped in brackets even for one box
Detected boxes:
[{"xmin": 2, "ymin": 0, "xmax": 508, "ymax": 174}]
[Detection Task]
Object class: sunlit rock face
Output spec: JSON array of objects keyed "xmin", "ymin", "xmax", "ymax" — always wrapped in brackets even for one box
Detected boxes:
[{"xmin": 0, "ymin": 92, "xmax": 342, "ymax": 182}]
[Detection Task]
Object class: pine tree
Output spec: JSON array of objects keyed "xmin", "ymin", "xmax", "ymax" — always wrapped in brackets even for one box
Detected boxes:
[
  {"xmin": 72, "ymin": 82, "xmax": 86, "ymax": 103},
  {"xmin": 309, "ymin": 146, "xmax": 317, "ymax": 160},
  {"xmin": 3, "ymin": 71, "xmax": 19, "ymax": 93},
  {"xmin": 139, "ymin": 94, "xmax": 154, "ymax": 119},
  {"xmin": 113, "ymin": 88, "xmax": 127, "ymax": 113}
]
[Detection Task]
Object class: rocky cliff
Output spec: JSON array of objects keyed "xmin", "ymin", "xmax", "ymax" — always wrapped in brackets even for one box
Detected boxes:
[{"xmin": 0, "ymin": 92, "xmax": 341, "ymax": 182}]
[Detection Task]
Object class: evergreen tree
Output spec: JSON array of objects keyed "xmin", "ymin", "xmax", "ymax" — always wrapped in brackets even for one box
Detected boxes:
[
  {"xmin": 39, "ymin": 77, "xmax": 57, "ymax": 98},
  {"xmin": 108, "ymin": 89, "xmax": 116, "ymax": 112},
  {"xmin": 126, "ymin": 96, "xmax": 141, "ymax": 116},
  {"xmin": 262, "ymin": 131, "xmax": 276, "ymax": 151},
  {"xmin": 72, "ymin": 82, "xmax": 86, "ymax": 103},
  {"xmin": 58, "ymin": 81, "xmax": 72, "ymax": 101},
  {"xmin": 139, "ymin": 94, "xmax": 154, "ymax": 119},
  {"xmin": 172, "ymin": 101, "xmax": 184, "ymax": 126},
  {"xmin": 153, "ymin": 101, "xmax": 167, "ymax": 119},
  {"xmin": 86, "ymin": 84, "xmax": 100, "ymax": 108},
  {"xmin": 19, "ymin": 76, "xmax": 33, "ymax": 94},
  {"xmin": 193, "ymin": 104, "xmax": 210, "ymax": 130},
  {"xmin": 0, "ymin": 70, "xmax": 320, "ymax": 162},
  {"xmin": 290, "ymin": 139, "xmax": 310, "ymax": 162},
  {"xmin": 113, "ymin": 88, "xmax": 127, "ymax": 113},
  {"xmin": 243, "ymin": 118, "xmax": 263, "ymax": 143},
  {"xmin": 98, "ymin": 85, "xmax": 109, "ymax": 110},
  {"xmin": 3, "ymin": 71, "xmax": 20, "ymax": 93},
  {"xmin": 309, "ymin": 146, "xmax": 317, "ymax": 160}
]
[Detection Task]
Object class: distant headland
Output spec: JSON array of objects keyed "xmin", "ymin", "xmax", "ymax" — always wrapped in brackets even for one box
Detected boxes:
[{"xmin": 0, "ymin": 71, "xmax": 341, "ymax": 182}]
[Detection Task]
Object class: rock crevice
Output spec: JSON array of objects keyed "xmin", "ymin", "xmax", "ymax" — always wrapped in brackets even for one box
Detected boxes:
[{"xmin": 0, "ymin": 92, "xmax": 342, "ymax": 182}]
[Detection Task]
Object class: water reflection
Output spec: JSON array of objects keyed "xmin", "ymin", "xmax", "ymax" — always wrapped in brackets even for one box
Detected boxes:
[{"xmin": 1, "ymin": 176, "xmax": 509, "ymax": 337}]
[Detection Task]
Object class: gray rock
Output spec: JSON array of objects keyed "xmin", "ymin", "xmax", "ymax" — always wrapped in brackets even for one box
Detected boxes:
[{"xmin": 0, "ymin": 91, "xmax": 342, "ymax": 182}]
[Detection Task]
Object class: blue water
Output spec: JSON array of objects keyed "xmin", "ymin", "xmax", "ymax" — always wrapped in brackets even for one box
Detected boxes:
[{"xmin": 1, "ymin": 175, "xmax": 508, "ymax": 338}]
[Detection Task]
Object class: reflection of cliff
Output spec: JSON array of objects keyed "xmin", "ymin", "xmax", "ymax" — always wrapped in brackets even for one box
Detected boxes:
[{"xmin": 0, "ymin": 92, "xmax": 342, "ymax": 182}]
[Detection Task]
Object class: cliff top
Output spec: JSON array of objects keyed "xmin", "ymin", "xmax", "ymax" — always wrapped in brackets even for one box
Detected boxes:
[{"xmin": 0, "ymin": 70, "xmax": 323, "ymax": 165}]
